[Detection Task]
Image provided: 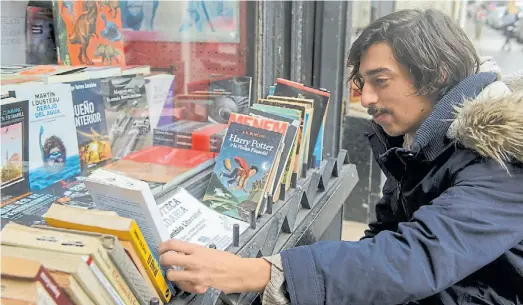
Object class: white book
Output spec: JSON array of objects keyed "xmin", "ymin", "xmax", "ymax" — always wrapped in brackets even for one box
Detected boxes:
[
  {"xmin": 159, "ymin": 187, "xmax": 249, "ymax": 251},
  {"xmin": 145, "ymin": 74, "xmax": 175, "ymax": 130},
  {"xmin": 84, "ymin": 168, "xmax": 168, "ymax": 260},
  {"xmin": 84, "ymin": 168, "xmax": 249, "ymax": 258}
]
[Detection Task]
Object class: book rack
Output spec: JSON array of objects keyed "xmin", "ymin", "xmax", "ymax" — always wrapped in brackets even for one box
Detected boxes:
[{"xmin": 168, "ymin": 149, "xmax": 359, "ymax": 305}]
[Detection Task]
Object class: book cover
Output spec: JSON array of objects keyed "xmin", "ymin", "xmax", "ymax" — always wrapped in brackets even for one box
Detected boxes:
[
  {"xmin": 228, "ymin": 113, "xmax": 290, "ymax": 199},
  {"xmin": 40, "ymin": 175, "xmax": 95, "ymax": 210},
  {"xmin": 207, "ymin": 76, "xmax": 253, "ymax": 123},
  {"xmin": 0, "ymin": 192, "xmax": 58, "ymax": 228},
  {"xmin": 70, "ymin": 79, "xmax": 112, "ymax": 172},
  {"xmin": 145, "ymin": 74, "xmax": 175, "ymax": 130},
  {"xmin": 273, "ymin": 79, "xmax": 330, "ymax": 168},
  {"xmin": 203, "ymin": 122, "xmax": 282, "ymax": 222},
  {"xmin": 158, "ymin": 187, "xmax": 249, "ymax": 250},
  {"xmin": 100, "ymin": 74, "xmax": 150, "ymax": 159},
  {"xmin": 26, "ymin": 6, "xmax": 57, "ymax": 65},
  {"xmin": 83, "ymin": 169, "xmax": 170, "ymax": 260},
  {"xmin": 12, "ymin": 83, "xmax": 81, "ymax": 190},
  {"xmin": 1, "ymin": 98, "xmax": 30, "ymax": 203},
  {"xmin": 54, "ymin": 0, "xmax": 125, "ymax": 66}
]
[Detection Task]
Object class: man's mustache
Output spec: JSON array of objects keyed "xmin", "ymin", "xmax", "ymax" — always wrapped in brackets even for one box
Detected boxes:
[{"xmin": 367, "ymin": 105, "xmax": 392, "ymax": 116}]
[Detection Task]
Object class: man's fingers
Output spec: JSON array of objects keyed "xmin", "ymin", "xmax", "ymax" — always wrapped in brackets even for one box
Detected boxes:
[
  {"xmin": 166, "ymin": 269, "xmax": 198, "ymax": 283},
  {"xmin": 159, "ymin": 239, "xmax": 199, "ymax": 255},
  {"xmin": 159, "ymin": 250, "xmax": 195, "ymax": 269}
]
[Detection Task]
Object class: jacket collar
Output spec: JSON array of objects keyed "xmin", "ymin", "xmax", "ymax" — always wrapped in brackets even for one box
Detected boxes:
[{"xmin": 410, "ymin": 72, "xmax": 497, "ymax": 161}]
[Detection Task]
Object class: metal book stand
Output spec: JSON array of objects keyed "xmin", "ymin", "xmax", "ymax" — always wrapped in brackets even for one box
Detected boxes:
[{"xmin": 169, "ymin": 149, "xmax": 357, "ymax": 305}]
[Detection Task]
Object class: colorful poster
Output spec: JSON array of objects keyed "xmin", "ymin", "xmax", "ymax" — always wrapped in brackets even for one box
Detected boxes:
[
  {"xmin": 54, "ymin": 0, "xmax": 125, "ymax": 66},
  {"xmin": 122, "ymin": 0, "xmax": 240, "ymax": 43}
]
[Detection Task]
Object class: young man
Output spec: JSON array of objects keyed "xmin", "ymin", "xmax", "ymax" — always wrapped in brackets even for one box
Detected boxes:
[{"xmin": 158, "ymin": 9, "xmax": 523, "ymax": 304}]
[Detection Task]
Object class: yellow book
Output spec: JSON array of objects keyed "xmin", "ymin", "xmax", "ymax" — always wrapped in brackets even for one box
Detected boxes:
[
  {"xmin": 43, "ymin": 204, "xmax": 173, "ymax": 303},
  {"xmin": 1, "ymin": 223, "xmax": 140, "ymax": 305}
]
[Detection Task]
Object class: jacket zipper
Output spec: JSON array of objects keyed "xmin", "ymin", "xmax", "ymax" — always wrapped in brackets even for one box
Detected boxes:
[{"xmin": 395, "ymin": 149, "xmax": 410, "ymax": 219}]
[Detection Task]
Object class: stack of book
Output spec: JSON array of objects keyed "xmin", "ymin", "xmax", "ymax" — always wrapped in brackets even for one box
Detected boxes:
[{"xmin": 1, "ymin": 169, "xmax": 249, "ymax": 305}]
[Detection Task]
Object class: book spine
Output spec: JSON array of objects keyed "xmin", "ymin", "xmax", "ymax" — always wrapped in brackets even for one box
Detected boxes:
[
  {"xmin": 90, "ymin": 245, "xmax": 140, "ymax": 305},
  {"xmin": 82, "ymin": 256, "xmax": 125, "ymax": 305},
  {"xmin": 49, "ymin": 271, "xmax": 95, "ymax": 305},
  {"xmin": 105, "ymin": 238, "xmax": 157, "ymax": 305},
  {"xmin": 120, "ymin": 241, "xmax": 161, "ymax": 302},
  {"xmin": 36, "ymin": 266, "xmax": 74, "ymax": 305},
  {"xmin": 128, "ymin": 222, "xmax": 172, "ymax": 303},
  {"xmin": 41, "ymin": 218, "xmax": 172, "ymax": 303}
]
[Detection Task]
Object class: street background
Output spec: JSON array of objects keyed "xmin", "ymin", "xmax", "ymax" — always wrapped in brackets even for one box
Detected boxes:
[{"xmin": 342, "ymin": 0, "xmax": 523, "ymax": 241}]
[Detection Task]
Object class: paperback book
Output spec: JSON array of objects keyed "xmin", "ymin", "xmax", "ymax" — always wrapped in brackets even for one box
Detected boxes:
[
  {"xmin": 70, "ymin": 79, "xmax": 112, "ymax": 172},
  {"xmin": 228, "ymin": 112, "xmax": 291, "ymax": 200},
  {"xmin": 100, "ymin": 74, "xmax": 150, "ymax": 159},
  {"xmin": 202, "ymin": 122, "xmax": 282, "ymax": 222},
  {"xmin": 12, "ymin": 83, "xmax": 81, "ymax": 190},
  {"xmin": 1, "ymin": 98, "xmax": 30, "ymax": 203}
]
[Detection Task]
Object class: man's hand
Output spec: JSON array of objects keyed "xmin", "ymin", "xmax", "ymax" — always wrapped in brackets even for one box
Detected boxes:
[{"xmin": 159, "ymin": 240, "xmax": 271, "ymax": 294}]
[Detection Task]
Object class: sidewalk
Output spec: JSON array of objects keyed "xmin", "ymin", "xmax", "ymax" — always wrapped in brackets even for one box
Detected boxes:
[{"xmin": 466, "ymin": 20, "xmax": 523, "ymax": 75}]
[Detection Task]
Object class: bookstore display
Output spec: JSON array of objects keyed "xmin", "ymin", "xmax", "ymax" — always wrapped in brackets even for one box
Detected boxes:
[{"xmin": 1, "ymin": 1, "xmax": 357, "ymax": 305}]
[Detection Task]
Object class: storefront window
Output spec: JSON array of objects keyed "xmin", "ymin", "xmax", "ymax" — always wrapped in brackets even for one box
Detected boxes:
[{"xmin": 1, "ymin": 0, "xmax": 255, "ymax": 204}]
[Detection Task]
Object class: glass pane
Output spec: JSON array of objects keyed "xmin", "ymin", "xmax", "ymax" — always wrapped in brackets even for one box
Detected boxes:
[{"xmin": 1, "ymin": 0, "xmax": 253, "ymax": 215}]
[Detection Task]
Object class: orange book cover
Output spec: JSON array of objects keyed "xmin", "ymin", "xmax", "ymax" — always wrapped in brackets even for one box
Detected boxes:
[{"xmin": 54, "ymin": 0, "xmax": 125, "ymax": 66}]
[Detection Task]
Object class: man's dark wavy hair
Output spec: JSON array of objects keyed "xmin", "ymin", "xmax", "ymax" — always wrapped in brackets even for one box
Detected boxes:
[{"xmin": 347, "ymin": 9, "xmax": 480, "ymax": 98}]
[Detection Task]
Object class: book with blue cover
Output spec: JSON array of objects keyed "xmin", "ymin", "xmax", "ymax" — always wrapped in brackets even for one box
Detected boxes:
[
  {"xmin": 70, "ymin": 79, "xmax": 112, "ymax": 172},
  {"xmin": 202, "ymin": 122, "xmax": 282, "ymax": 222},
  {"xmin": 12, "ymin": 83, "xmax": 81, "ymax": 190}
]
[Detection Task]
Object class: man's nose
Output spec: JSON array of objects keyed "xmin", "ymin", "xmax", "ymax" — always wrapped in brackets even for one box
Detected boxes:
[{"xmin": 360, "ymin": 84, "xmax": 378, "ymax": 108}]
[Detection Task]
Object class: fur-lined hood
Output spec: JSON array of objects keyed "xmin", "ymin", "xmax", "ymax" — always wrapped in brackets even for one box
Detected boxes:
[{"xmin": 447, "ymin": 84, "xmax": 523, "ymax": 170}]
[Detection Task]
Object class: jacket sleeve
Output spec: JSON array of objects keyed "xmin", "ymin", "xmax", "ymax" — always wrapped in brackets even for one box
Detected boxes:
[
  {"xmin": 280, "ymin": 160, "xmax": 523, "ymax": 305},
  {"xmin": 361, "ymin": 176, "xmax": 399, "ymax": 240}
]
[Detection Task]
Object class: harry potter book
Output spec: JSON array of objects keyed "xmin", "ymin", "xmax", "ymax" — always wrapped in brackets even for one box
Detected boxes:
[
  {"xmin": 228, "ymin": 113, "xmax": 292, "ymax": 200},
  {"xmin": 202, "ymin": 122, "xmax": 282, "ymax": 222}
]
